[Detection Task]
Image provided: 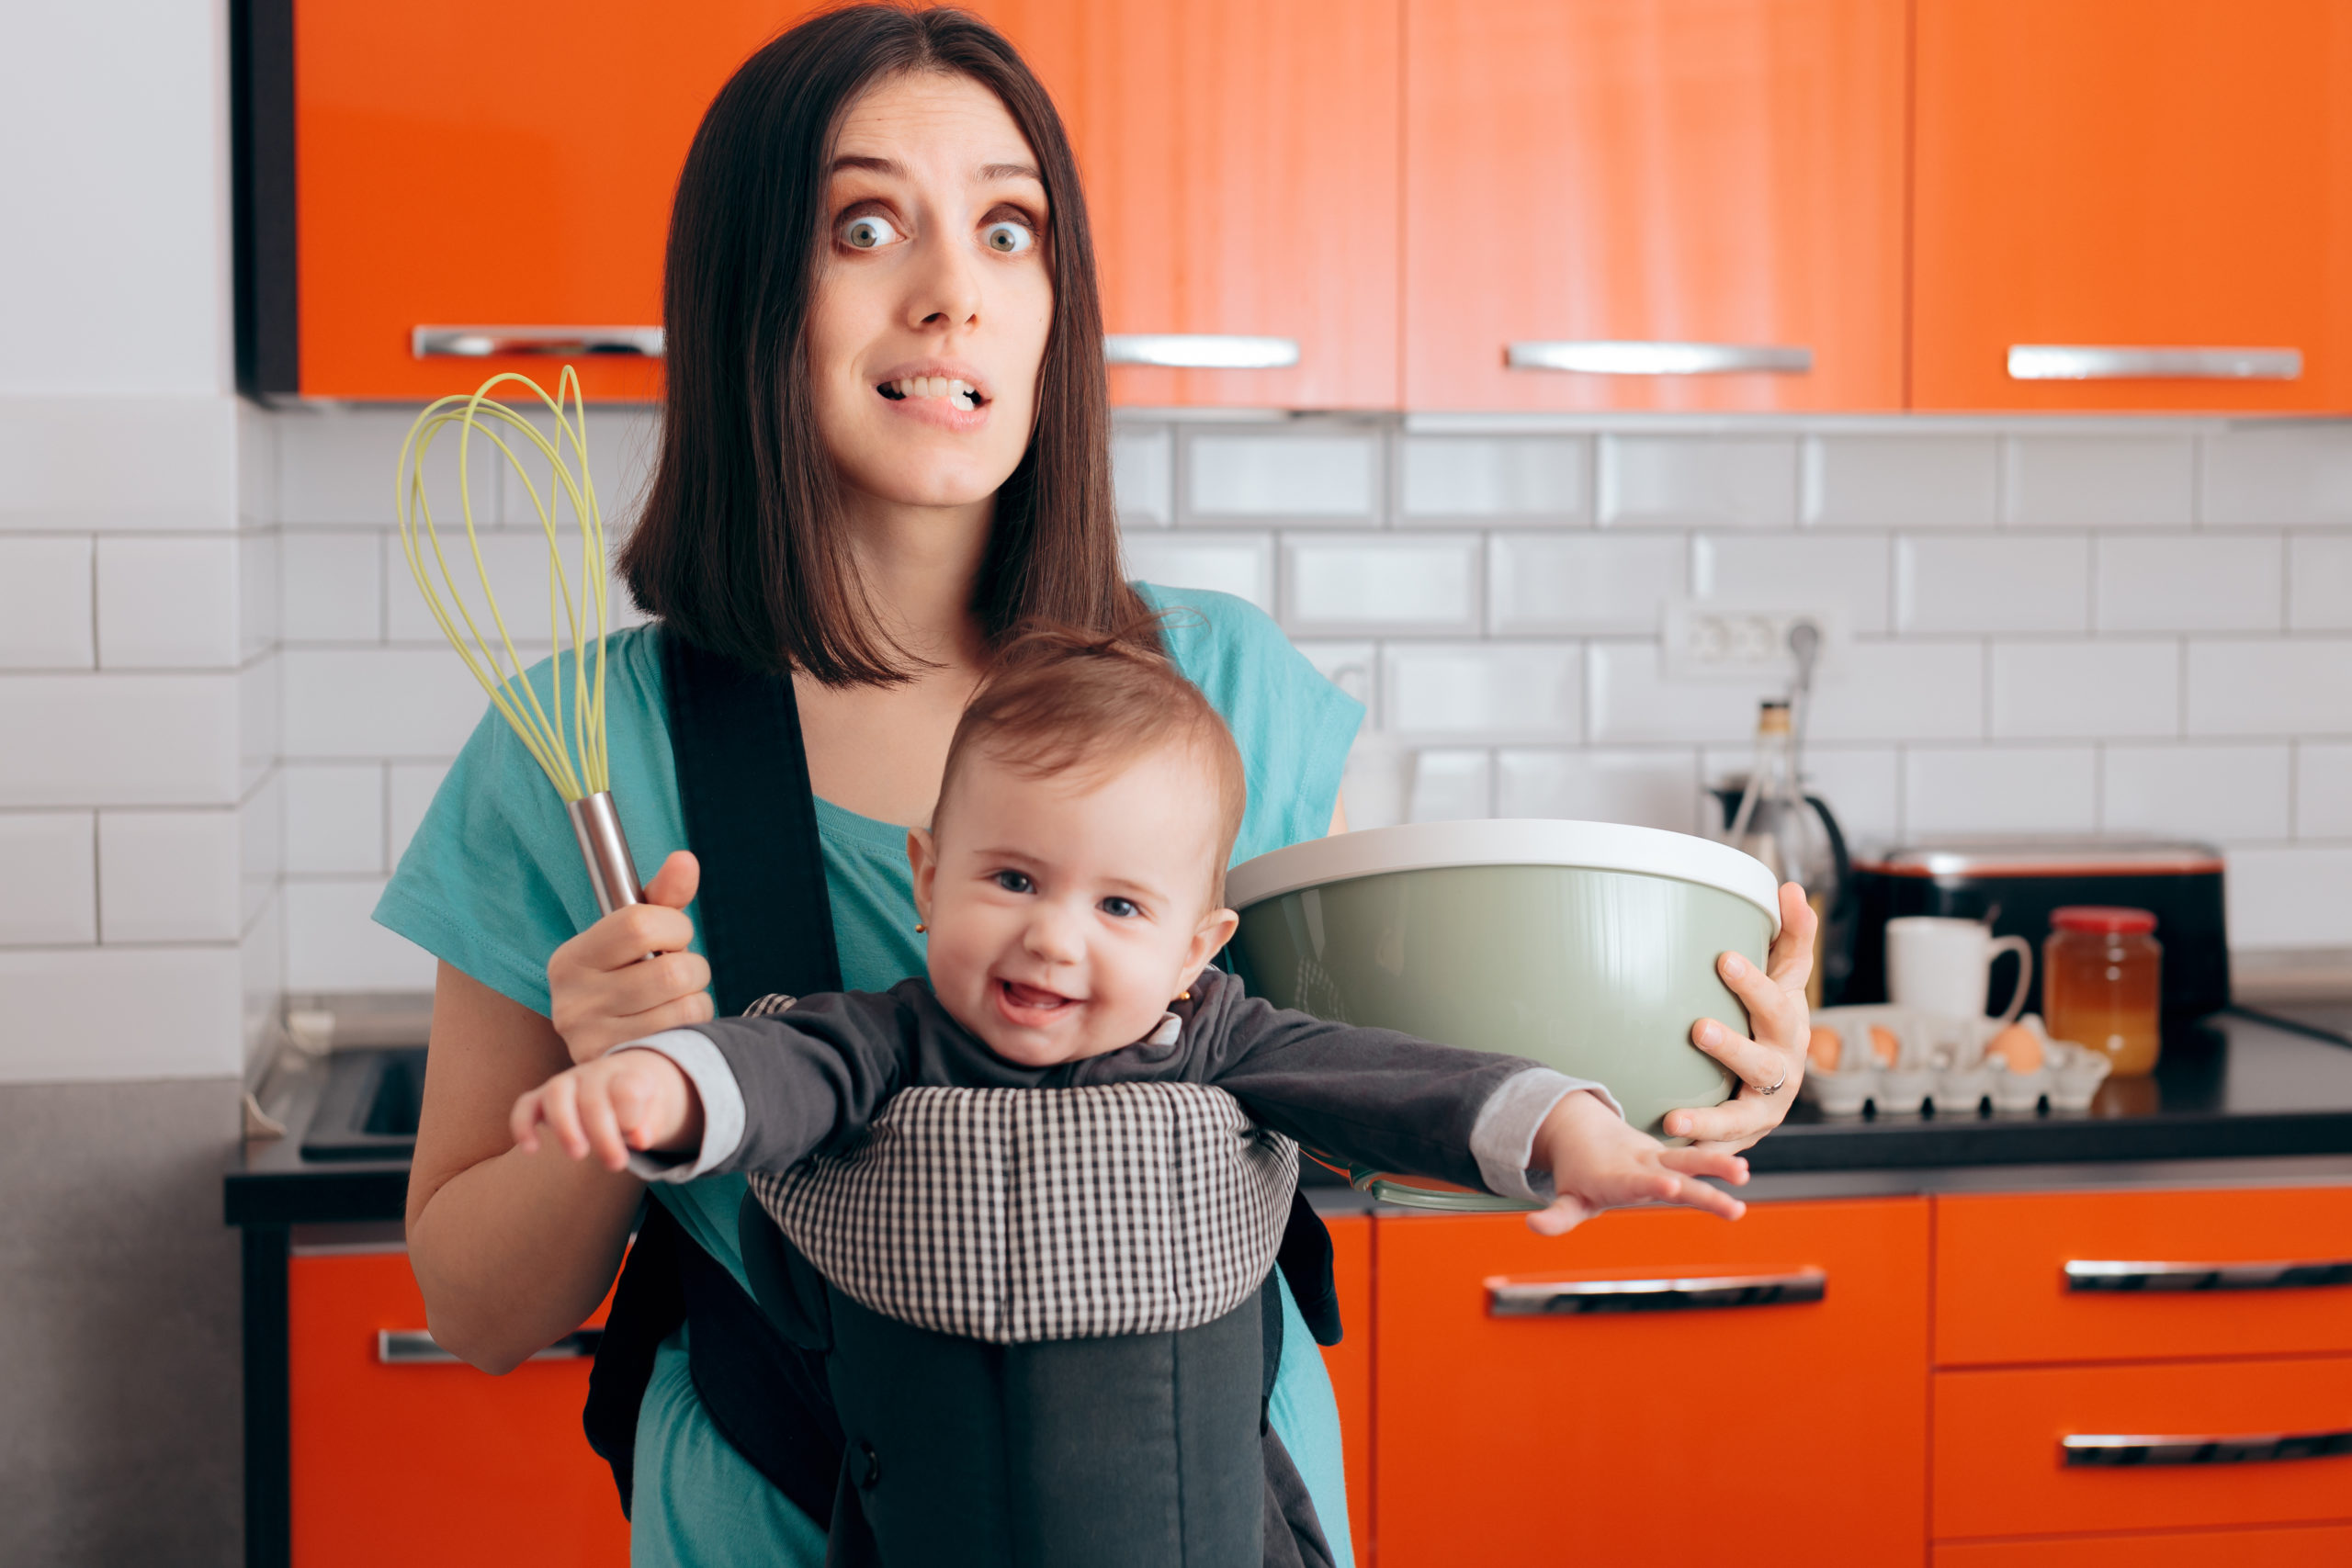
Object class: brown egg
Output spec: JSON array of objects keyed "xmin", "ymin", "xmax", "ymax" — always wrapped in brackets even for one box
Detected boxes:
[
  {"xmin": 1869, "ymin": 1025, "xmax": 1901, "ymax": 1066},
  {"xmin": 1985, "ymin": 1022, "xmax": 2043, "ymax": 1074},
  {"xmin": 1808, "ymin": 1026, "xmax": 1842, "ymax": 1072}
]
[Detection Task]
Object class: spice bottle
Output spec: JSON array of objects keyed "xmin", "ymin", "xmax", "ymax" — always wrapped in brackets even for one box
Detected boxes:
[{"xmin": 2042, "ymin": 907, "xmax": 2162, "ymax": 1077}]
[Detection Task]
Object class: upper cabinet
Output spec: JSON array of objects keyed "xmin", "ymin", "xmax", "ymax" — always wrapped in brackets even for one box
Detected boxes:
[
  {"xmin": 1401, "ymin": 0, "xmax": 1908, "ymax": 412},
  {"xmin": 284, "ymin": 0, "xmax": 778, "ymax": 401},
  {"xmin": 1913, "ymin": 0, "xmax": 2352, "ymax": 412},
  {"xmin": 976, "ymin": 0, "xmax": 1401, "ymax": 409},
  {"xmin": 262, "ymin": 0, "xmax": 1394, "ymax": 408}
]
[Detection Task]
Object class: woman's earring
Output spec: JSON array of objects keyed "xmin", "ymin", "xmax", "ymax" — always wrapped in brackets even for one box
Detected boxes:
[
  {"xmin": 1178, "ymin": 990, "xmax": 1191, "ymax": 1002},
  {"xmin": 914, "ymin": 922, "xmax": 927, "ymax": 934}
]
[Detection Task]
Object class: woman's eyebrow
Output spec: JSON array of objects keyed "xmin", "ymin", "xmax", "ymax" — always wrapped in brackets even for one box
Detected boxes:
[{"xmin": 978, "ymin": 161, "xmax": 1042, "ymax": 185}]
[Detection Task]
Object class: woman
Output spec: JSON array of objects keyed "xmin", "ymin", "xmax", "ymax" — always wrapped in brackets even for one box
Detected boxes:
[{"xmin": 385, "ymin": 9, "xmax": 1815, "ymax": 1565}]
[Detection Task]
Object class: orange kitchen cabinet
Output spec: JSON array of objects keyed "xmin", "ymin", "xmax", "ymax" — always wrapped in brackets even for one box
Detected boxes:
[
  {"xmin": 289, "ymin": 0, "xmax": 789, "ymax": 401},
  {"xmin": 1933, "ymin": 1355, "xmax": 2352, "ymax": 1540},
  {"xmin": 1402, "ymin": 0, "xmax": 1907, "ymax": 412},
  {"xmin": 1935, "ymin": 1523, "xmax": 2352, "ymax": 1568},
  {"xmin": 281, "ymin": 0, "xmax": 1396, "ymax": 407},
  {"xmin": 1317, "ymin": 1212, "xmax": 1374, "ymax": 1556},
  {"xmin": 1373, "ymin": 1198, "xmax": 1929, "ymax": 1567},
  {"xmin": 971, "ymin": 0, "xmax": 1400, "ymax": 409},
  {"xmin": 288, "ymin": 1247, "xmax": 626, "ymax": 1567},
  {"xmin": 1913, "ymin": 0, "xmax": 2352, "ymax": 412},
  {"xmin": 1935, "ymin": 1186, "xmax": 2352, "ymax": 1369}
]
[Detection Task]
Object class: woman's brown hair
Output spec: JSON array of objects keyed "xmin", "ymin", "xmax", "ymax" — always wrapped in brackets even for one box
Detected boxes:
[{"xmin": 621, "ymin": 5, "xmax": 1146, "ymax": 684}]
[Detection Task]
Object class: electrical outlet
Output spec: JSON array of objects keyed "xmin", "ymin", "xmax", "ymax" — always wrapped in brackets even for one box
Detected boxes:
[{"xmin": 1661, "ymin": 602, "xmax": 1841, "ymax": 681}]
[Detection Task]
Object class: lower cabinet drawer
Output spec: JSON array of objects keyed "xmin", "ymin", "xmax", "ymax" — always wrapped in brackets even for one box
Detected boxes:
[
  {"xmin": 289, "ymin": 1249, "xmax": 627, "ymax": 1568},
  {"xmin": 1934, "ymin": 1355, "xmax": 2352, "ymax": 1540},
  {"xmin": 1374, "ymin": 1198, "xmax": 1929, "ymax": 1567},
  {"xmin": 1935, "ymin": 1522, "xmax": 2352, "ymax": 1566}
]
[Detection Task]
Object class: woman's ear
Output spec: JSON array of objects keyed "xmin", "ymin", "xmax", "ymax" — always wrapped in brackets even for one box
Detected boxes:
[
  {"xmin": 1177, "ymin": 907, "xmax": 1241, "ymax": 993},
  {"xmin": 907, "ymin": 827, "xmax": 938, "ymax": 926}
]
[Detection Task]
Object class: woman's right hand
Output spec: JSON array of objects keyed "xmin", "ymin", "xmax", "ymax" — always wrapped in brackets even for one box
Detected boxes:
[{"xmin": 546, "ymin": 850, "xmax": 715, "ymax": 1063}]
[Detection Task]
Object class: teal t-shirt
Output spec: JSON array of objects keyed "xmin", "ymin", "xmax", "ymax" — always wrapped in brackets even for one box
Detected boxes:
[{"xmin": 376, "ymin": 585, "xmax": 1365, "ymax": 1568}]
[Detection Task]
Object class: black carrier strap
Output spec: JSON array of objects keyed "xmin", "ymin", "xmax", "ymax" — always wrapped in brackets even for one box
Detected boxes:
[
  {"xmin": 582, "ymin": 632, "xmax": 845, "ymax": 1523},
  {"xmin": 583, "ymin": 627, "xmax": 1342, "ymax": 1535}
]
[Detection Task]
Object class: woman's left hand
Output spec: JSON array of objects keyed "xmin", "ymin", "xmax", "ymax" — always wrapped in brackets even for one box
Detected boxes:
[{"xmin": 1664, "ymin": 882, "xmax": 1816, "ymax": 1154}]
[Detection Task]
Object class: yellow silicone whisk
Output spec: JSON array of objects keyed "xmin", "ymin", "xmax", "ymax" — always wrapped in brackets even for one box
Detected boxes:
[{"xmin": 395, "ymin": 367, "xmax": 643, "ymax": 915}]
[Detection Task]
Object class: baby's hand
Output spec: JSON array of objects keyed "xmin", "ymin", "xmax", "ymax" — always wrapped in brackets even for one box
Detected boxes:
[
  {"xmin": 510, "ymin": 1049, "xmax": 704, "ymax": 1173},
  {"xmin": 1524, "ymin": 1089, "xmax": 1748, "ymax": 1236}
]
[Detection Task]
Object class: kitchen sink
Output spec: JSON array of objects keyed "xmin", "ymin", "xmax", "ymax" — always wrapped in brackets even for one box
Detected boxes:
[{"xmin": 300, "ymin": 1046, "xmax": 426, "ymax": 1161}]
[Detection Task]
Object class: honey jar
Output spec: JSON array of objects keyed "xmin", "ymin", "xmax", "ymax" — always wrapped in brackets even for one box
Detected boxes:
[{"xmin": 2041, "ymin": 907, "xmax": 2162, "ymax": 1077}]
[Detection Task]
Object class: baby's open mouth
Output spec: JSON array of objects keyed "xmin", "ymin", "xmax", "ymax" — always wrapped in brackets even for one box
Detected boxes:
[
  {"xmin": 877, "ymin": 376, "xmax": 987, "ymax": 411},
  {"xmin": 999, "ymin": 978, "xmax": 1072, "ymax": 1012}
]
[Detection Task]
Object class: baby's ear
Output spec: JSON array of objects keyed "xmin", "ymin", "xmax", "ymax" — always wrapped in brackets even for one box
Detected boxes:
[
  {"xmin": 906, "ymin": 828, "xmax": 938, "ymax": 922},
  {"xmin": 1183, "ymin": 907, "xmax": 1240, "ymax": 979}
]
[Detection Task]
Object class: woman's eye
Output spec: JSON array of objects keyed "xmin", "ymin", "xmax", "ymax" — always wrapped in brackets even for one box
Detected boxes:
[
  {"xmin": 981, "ymin": 220, "xmax": 1035, "ymax": 255},
  {"xmin": 994, "ymin": 870, "xmax": 1034, "ymax": 894},
  {"xmin": 841, "ymin": 213, "xmax": 902, "ymax": 250},
  {"xmin": 1099, "ymin": 897, "xmax": 1139, "ymax": 919}
]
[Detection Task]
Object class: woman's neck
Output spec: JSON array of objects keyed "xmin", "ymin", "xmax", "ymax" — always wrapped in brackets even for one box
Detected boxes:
[{"xmin": 840, "ymin": 487, "xmax": 994, "ymax": 672}]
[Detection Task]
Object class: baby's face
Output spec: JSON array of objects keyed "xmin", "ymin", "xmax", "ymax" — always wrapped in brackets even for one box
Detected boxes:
[{"xmin": 909, "ymin": 743, "xmax": 1238, "ymax": 1067}]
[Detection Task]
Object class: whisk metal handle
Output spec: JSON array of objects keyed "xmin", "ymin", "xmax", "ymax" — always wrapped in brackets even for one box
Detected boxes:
[{"xmin": 566, "ymin": 793, "xmax": 646, "ymax": 916}]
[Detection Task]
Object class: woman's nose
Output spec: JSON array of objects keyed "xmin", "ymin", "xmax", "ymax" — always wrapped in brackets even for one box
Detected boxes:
[{"xmin": 903, "ymin": 225, "xmax": 983, "ymax": 333}]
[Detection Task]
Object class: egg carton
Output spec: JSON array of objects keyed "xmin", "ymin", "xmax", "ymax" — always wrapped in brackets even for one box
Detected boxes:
[{"xmin": 1801, "ymin": 1008, "xmax": 2110, "ymax": 1119}]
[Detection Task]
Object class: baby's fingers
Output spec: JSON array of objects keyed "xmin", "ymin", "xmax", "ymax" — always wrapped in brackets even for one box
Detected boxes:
[
  {"xmin": 1663, "ymin": 1172, "xmax": 1747, "ymax": 1222},
  {"xmin": 509, "ymin": 1088, "xmax": 548, "ymax": 1154},
  {"xmin": 577, "ymin": 1081, "xmax": 633, "ymax": 1173}
]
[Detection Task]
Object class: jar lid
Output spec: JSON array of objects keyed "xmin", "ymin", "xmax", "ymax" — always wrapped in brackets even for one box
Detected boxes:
[{"xmin": 2051, "ymin": 905, "xmax": 2158, "ymax": 934}]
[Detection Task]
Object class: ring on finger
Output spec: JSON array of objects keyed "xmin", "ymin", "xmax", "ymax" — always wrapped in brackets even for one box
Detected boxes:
[{"xmin": 1753, "ymin": 1067, "xmax": 1789, "ymax": 1098}]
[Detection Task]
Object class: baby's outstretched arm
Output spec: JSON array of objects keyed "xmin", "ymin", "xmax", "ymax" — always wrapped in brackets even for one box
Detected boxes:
[
  {"xmin": 1525, "ymin": 1089, "xmax": 1748, "ymax": 1235},
  {"xmin": 511, "ymin": 1050, "xmax": 704, "ymax": 1173}
]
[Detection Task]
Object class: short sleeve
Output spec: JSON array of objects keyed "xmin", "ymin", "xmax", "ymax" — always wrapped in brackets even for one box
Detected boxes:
[{"xmin": 1137, "ymin": 583, "xmax": 1363, "ymax": 863}]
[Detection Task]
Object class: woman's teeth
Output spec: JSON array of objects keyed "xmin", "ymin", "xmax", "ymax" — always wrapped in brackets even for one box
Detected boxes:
[{"xmin": 884, "ymin": 376, "xmax": 983, "ymax": 409}]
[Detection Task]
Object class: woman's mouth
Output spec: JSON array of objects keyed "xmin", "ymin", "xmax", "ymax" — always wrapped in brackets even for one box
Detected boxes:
[{"xmin": 876, "ymin": 375, "xmax": 987, "ymax": 411}]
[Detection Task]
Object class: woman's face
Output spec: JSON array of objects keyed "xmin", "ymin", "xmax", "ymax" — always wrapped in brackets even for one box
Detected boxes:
[{"xmin": 806, "ymin": 71, "xmax": 1055, "ymax": 513}]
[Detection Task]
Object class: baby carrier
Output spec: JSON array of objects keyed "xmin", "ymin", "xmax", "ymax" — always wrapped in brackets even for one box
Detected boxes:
[{"xmin": 581, "ymin": 634, "xmax": 1343, "ymax": 1566}]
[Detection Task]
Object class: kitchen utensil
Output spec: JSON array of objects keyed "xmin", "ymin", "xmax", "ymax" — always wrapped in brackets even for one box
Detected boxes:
[
  {"xmin": 396, "ymin": 368, "xmax": 642, "ymax": 914},
  {"xmin": 1849, "ymin": 839, "xmax": 2227, "ymax": 1022},
  {"xmin": 1225, "ymin": 818, "xmax": 1781, "ymax": 1210},
  {"xmin": 1886, "ymin": 915, "xmax": 2032, "ymax": 1025},
  {"xmin": 1716, "ymin": 697, "xmax": 1846, "ymax": 1010},
  {"xmin": 2044, "ymin": 906, "xmax": 2164, "ymax": 1076}
]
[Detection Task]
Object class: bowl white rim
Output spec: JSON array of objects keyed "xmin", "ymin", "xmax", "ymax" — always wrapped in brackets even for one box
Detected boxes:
[{"xmin": 1227, "ymin": 818, "xmax": 1783, "ymax": 932}]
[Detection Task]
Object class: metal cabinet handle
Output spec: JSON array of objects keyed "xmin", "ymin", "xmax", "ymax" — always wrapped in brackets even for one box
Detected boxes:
[
  {"xmin": 1103, "ymin": 333, "xmax": 1300, "ymax": 369},
  {"xmin": 1506, "ymin": 341, "xmax": 1812, "ymax": 376},
  {"xmin": 2007, "ymin": 344, "xmax": 2301, "ymax": 381},
  {"xmin": 2064, "ymin": 1428, "xmax": 2352, "ymax": 1467},
  {"xmin": 1487, "ymin": 1268, "xmax": 1826, "ymax": 1316},
  {"xmin": 2065, "ymin": 1259, "xmax": 2352, "ymax": 1292},
  {"xmin": 377, "ymin": 1327, "xmax": 605, "ymax": 1364},
  {"xmin": 413, "ymin": 326, "xmax": 665, "ymax": 359}
]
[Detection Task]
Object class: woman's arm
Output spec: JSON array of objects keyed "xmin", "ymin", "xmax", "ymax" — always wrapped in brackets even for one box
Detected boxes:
[{"xmin": 403, "ymin": 962, "xmax": 645, "ymax": 1374}]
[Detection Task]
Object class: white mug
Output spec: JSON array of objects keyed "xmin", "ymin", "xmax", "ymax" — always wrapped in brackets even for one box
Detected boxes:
[{"xmin": 1885, "ymin": 916, "xmax": 2032, "ymax": 1024}]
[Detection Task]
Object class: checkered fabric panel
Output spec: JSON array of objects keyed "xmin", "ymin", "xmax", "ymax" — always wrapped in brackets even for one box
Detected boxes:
[{"xmin": 749, "ymin": 1082, "xmax": 1297, "ymax": 1344}]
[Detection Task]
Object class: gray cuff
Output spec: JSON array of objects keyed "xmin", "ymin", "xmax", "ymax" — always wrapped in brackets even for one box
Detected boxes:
[
  {"xmin": 614, "ymin": 1029, "xmax": 745, "ymax": 1183},
  {"xmin": 1469, "ymin": 1067, "xmax": 1623, "ymax": 1204}
]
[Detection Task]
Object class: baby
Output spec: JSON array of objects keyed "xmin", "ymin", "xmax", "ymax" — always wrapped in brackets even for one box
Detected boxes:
[{"xmin": 514, "ymin": 624, "xmax": 1749, "ymax": 1565}]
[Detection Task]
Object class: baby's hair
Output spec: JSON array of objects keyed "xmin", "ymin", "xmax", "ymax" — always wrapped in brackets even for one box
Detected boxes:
[{"xmin": 937, "ymin": 615, "xmax": 1249, "ymax": 906}]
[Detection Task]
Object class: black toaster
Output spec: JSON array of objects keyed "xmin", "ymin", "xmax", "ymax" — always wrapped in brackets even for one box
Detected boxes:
[{"xmin": 1844, "ymin": 839, "xmax": 2229, "ymax": 1023}]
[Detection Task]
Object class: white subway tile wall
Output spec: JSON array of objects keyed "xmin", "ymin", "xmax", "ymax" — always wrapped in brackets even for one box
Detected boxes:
[
  {"xmin": 1802, "ymin": 435, "xmax": 1998, "ymax": 529},
  {"xmin": 11, "ymin": 406, "xmax": 2352, "ymax": 1079}
]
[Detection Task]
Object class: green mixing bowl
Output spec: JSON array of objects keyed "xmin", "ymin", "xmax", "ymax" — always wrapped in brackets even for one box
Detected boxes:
[{"xmin": 1226, "ymin": 819, "xmax": 1780, "ymax": 1205}]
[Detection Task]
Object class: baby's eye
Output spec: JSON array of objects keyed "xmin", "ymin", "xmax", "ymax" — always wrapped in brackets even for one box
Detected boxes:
[
  {"xmin": 994, "ymin": 870, "xmax": 1034, "ymax": 895},
  {"xmin": 981, "ymin": 220, "xmax": 1035, "ymax": 255},
  {"xmin": 1099, "ymin": 897, "xmax": 1139, "ymax": 919},
  {"xmin": 841, "ymin": 212, "xmax": 903, "ymax": 251}
]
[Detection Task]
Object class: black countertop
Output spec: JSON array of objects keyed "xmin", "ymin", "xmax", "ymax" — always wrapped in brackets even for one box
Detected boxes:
[{"xmin": 226, "ymin": 1007, "xmax": 2352, "ymax": 1229}]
